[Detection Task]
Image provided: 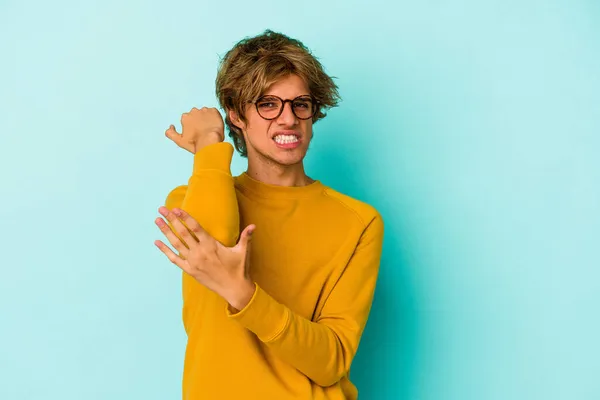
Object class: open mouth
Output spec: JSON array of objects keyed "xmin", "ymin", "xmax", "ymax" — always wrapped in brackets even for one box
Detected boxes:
[
  {"xmin": 272, "ymin": 133, "xmax": 302, "ymax": 149},
  {"xmin": 273, "ymin": 134, "xmax": 300, "ymax": 145}
]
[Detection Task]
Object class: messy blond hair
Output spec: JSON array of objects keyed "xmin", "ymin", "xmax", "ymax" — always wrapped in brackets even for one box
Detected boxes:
[{"xmin": 215, "ymin": 29, "xmax": 341, "ymax": 157}]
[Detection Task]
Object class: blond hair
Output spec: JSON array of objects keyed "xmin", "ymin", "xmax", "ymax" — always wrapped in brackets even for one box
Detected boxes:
[{"xmin": 215, "ymin": 30, "xmax": 341, "ymax": 157}]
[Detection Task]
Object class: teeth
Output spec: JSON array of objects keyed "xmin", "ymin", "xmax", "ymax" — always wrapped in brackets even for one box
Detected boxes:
[{"xmin": 274, "ymin": 134, "xmax": 298, "ymax": 144}]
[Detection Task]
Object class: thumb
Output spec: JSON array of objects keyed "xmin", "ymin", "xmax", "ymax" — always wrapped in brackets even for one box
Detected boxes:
[
  {"xmin": 237, "ymin": 224, "xmax": 256, "ymax": 251},
  {"xmin": 239, "ymin": 225, "xmax": 255, "ymax": 277},
  {"xmin": 165, "ymin": 124, "xmax": 181, "ymax": 143}
]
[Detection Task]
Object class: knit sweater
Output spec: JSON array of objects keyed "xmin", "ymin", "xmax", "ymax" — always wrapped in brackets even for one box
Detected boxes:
[{"xmin": 164, "ymin": 142, "xmax": 384, "ymax": 399}]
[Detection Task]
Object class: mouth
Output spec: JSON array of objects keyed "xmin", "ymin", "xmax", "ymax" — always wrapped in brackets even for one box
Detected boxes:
[{"xmin": 272, "ymin": 131, "xmax": 302, "ymax": 149}]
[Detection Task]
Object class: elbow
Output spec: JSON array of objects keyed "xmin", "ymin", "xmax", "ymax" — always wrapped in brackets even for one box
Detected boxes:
[
  {"xmin": 312, "ymin": 337, "xmax": 355, "ymax": 387},
  {"xmin": 312, "ymin": 360, "xmax": 352, "ymax": 387},
  {"xmin": 313, "ymin": 372, "xmax": 347, "ymax": 388}
]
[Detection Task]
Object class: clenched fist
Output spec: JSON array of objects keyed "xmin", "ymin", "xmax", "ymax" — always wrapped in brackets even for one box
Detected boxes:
[{"xmin": 165, "ymin": 107, "xmax": 225, "ymax": 154}]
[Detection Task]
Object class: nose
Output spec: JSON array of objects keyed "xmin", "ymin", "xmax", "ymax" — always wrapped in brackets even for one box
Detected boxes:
[{"xmin": 276, "ymin": 101, "xmax": 297, "ymax": 126}]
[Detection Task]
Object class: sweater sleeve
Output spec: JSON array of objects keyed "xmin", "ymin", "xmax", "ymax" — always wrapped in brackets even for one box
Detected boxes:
[
  {"xmin": 164, "ymin": 142, "xmax": 241, "ymax": 334},
  {"xmin": 227, "ymin": 213, "xmax": 385, "ymax": 387},
  {"xmin": 164, "ymin": 142, "xmax": 240, "ymax": 247}
]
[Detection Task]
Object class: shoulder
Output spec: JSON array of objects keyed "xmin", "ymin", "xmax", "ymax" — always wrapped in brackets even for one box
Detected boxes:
[{"xmin": 321, "ymin": 186, "xmax": 384, "ymax": 231}]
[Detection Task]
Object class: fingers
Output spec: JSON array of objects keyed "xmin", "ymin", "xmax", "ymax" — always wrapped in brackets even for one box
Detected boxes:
[
  {"xmin": 158, "ymin": 206, "xmax": 201, "ymax": 241},
  {"xmin": 154, "ymin": 239, "xmax": 188, "ymax": 272},
  {"xmin": 155, "ymin": 215, "xmax": 192, "ymax": 258},
  {"xmin": 170, "ymin": 207, "xmax": 212, "ymax": 242}
]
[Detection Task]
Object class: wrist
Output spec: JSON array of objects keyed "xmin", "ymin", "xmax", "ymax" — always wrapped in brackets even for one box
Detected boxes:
[
  {"xmin": 226, "ymin": 279, "xmax": 256, "ymax": 312},
  {"xmin": 207, "ymin": 130, "xmax": 224, "ymax": 143},
  {"xmin": 194, "ymin": 131, "xmax": 224, "ymax": 154}
]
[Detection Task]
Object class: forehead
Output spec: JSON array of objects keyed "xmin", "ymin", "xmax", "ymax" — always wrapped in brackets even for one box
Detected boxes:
[{"xmin": 263, "ymin": 74, "xmax": 310, "ymax": 97}]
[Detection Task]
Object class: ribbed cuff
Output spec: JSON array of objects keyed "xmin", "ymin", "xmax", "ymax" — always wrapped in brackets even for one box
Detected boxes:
[
  {"xmin": 193, "ymin": 142, "xmax": 234, "ymax": 176},
  {"xmin": 226, "ymin": 283, "xmax": 291, "ymax": 343}
]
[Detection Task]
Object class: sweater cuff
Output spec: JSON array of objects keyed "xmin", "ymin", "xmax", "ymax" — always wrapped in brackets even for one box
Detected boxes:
[
  {"xmin": 193, "ymin": 142, "xmax": 234, "ymax": 176},
  {"xmin": 226, "ymin": 283, "xmax": 290, "ymax": 343}
]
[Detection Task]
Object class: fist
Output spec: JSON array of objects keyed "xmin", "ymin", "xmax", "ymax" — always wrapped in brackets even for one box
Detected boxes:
[{"xmin": 165, "ymin": 107, "xmax": 225, "ymax": 154}]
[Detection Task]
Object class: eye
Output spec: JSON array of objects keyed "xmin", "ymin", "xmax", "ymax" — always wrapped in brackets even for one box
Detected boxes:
[
  {"xmin": 257, "ymin": 97, "xmax": 280, "ymax": 109},
  {"xmin": 293, "ymin": 98, "xmax": 312, "ymax": 109}
]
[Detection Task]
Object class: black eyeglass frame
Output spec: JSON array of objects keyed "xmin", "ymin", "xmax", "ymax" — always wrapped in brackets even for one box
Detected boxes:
[{"xmin": 251, "ymin": 95, "xmax": 320, "ymax": 121}]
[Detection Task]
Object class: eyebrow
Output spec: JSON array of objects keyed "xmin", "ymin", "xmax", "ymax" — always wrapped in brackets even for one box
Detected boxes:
[{"xmin": 261, "ymin": 94, "xmax": 312, "ymax": 98}]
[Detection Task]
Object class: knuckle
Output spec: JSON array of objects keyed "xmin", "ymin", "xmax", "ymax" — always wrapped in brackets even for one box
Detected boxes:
[{"xmin": 178, "ymin": 226, "xmax": 191, "ymax": 238}]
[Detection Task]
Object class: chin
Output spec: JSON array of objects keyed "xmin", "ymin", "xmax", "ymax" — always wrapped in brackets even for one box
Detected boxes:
[{"xmin": 271, "ymin": 152, "xmax": 306, "ymax": 166}]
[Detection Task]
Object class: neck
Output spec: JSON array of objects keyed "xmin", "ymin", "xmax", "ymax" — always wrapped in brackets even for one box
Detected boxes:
[{"xmin": 246, "ymin": 158, "xmax": 314, "ymax": 187}]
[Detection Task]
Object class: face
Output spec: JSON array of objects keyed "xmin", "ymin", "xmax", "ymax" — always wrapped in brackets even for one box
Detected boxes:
[{"xmin": 230, "ymin": 74, "xmax": 314, "ymax": 168}]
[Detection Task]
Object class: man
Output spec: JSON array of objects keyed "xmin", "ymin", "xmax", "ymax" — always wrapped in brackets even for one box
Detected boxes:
[{"xmin": 154, "ymin": 30, "xmax": 385, "ymax": 399}]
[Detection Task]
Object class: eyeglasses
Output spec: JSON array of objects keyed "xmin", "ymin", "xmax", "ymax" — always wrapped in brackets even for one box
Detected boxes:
[{"xmin": 252, "ymin": 95, "xmax": 318, "ymax": 120}]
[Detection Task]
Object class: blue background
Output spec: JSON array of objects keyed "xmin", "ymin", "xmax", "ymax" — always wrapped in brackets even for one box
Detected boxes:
[{"xmin": 1, "ymin": 0, "xmax": 598, "ymax": 399}]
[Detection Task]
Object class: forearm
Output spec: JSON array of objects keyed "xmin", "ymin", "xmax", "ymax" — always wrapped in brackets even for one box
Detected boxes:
[
  {"xmin": 164, "ymin": 141, "xmax": 242, "ymax": 332},
  {"xmin": 267, "ymin": 306, "xmax": 356, "ymax": 386},
  {"xmin": 228, "ymin": 284, "xmax": 365, "ymax": 387},
  {"xmin": 172, "ymin": 141, "xmax": 240, "ymax": 247}
]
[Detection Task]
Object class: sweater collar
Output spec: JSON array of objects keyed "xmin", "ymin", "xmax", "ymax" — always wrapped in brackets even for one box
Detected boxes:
[{"xmin": 235, "ymin": 172, "xmax": 325, "ymax": 200}]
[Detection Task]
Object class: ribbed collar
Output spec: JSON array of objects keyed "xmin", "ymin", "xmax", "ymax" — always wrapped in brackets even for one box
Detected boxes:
[{"xmin": 235, "ymin": 172, "xmax": 325, "ymax": 200}]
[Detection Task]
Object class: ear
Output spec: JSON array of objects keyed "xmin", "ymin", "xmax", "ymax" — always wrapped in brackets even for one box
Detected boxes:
[{"xmin": 228, "ymin": 109, "xmax": 245, "ymax": 131}]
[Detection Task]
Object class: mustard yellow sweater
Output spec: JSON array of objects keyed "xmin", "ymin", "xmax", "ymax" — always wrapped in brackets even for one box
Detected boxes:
[{"xmin": 164, "ymin": 142, "xmax": 384, "ymax": 400}]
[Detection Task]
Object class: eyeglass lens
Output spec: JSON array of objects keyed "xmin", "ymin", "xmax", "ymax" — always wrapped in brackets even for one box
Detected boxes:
[{"xmin": 256, "ymin": 96, "xmax": 315, "ymax": 120}]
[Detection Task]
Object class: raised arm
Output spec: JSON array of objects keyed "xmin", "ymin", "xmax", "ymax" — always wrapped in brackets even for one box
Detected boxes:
[
  {"xmin": 162, "ymin": 107, "xmax": 241, "ymax": 333},
  {"xmin": 163, "ymin": 106, "xmax": 240, "ymax": 247},
  {"xmin": 165, "ymin": 143, "xmax": 239, "ymax": 247}
]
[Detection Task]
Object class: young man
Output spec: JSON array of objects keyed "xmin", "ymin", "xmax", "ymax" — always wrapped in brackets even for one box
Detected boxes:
[{"xmin": 154, "ymin": 30, "xmax": 384, "ymax": 399}]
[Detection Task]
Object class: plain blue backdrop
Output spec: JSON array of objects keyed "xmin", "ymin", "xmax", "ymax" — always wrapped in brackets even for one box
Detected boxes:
[{"xmin": 1, "ymin": 0, "xmax": 598, "ymax": 399}]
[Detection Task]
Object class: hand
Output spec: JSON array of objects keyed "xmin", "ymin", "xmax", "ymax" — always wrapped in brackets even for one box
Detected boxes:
[
  {"xmin": 165, "ymin": 107, "xmax": 225, "ymax": 154},
  {"xmin": 154, "ymin": 206, "xmax": 256, "ymax": 310}
]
